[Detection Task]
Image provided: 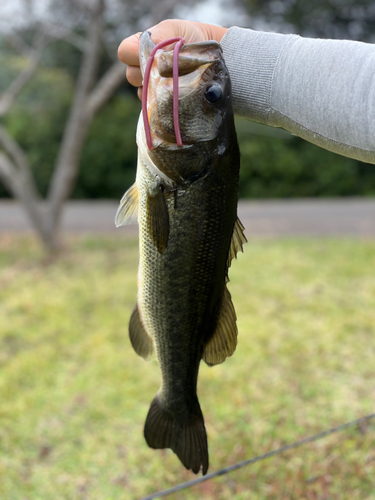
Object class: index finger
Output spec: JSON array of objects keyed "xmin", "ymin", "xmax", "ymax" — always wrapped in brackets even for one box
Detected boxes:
[{"xmin": 118, "ymin": 32, "xmax": 141, "ymax": 66}]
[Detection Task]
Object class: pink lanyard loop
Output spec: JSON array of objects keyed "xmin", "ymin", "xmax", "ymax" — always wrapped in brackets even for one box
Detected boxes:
[{"xmin": 142, "ymin": 37, "xmax": 185, "ymax": 150}]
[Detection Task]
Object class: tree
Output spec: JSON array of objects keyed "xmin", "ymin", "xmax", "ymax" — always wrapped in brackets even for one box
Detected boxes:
[
  {"xmin": 0, "ymin": 0, "xmax": 124, "ymax": 252},
  {"xmin": 0, "ymin": 0, "xmax": 197, "ymax": 253},
  {"xmin": 240, "ymin": 0, "xmax": 375, "ymax": 41}
]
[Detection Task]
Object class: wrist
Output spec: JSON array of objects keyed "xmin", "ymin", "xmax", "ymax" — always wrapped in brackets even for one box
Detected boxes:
[
  {"xmin": 213, "ymin": 26, "xmax": 229, "ymax": 43},
  {"xmin": 199, "ymin": 23, "xmax": 228, "ymax": 43}
]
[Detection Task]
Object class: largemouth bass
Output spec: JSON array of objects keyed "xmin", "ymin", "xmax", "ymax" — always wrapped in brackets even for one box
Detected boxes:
[{"xmin": 116, "ymin": 31, "xmax": 246, "ymax": 475}]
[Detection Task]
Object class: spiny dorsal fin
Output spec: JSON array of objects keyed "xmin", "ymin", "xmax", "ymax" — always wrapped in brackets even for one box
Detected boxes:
[
  {"xmin": 115, "ymin": 183, "xmax": 139, "ymax": 227},
  {"xmin": 146, "ymin": 184, "xmax": 169, "ymax": 254},
  {"xmin": 129, "ymin": 304, "xmax": 154, "ymax": 361},
  {"xmin": 227, "ymin": 217, "xmax": 247, "ymax": 269},
  {"xmin": 202, "ymin": 286, "xmax": 237, "ymax": 367}
]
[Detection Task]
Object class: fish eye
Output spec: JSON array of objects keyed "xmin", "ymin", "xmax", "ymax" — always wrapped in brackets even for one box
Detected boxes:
[{"xmin": 204, "ymin": 84, "xmax": 222, "ymax": 103}]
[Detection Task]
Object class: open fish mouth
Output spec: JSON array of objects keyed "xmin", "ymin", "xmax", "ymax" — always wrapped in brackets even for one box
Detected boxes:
[
  {"xmin": 156, "ymin": 40, "xmax": 223, "ymax": 77},
  {"xmin": 140, "ymin": 31, "xmax": 228, "ymax": 150},
  {"xmin": 140, "ymin": 31, "xmax": 222, "ymax": 81}
]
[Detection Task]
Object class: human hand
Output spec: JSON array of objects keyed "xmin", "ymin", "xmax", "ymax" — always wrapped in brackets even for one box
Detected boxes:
[{"xmin": 118, "ymin": 19, "xmax": 228, "ymax": 99}]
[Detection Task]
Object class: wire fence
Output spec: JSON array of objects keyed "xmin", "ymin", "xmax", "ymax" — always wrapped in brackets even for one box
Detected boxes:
[{"xmin": 140, "ymin": 412, "xmax": 375, "ymax": 500}]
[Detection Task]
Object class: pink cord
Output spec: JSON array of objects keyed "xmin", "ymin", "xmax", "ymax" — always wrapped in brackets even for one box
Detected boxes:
[
  {"xmin": 172, "ymin": 39, "xmax": 184, "ymax": 146},
  {"xmin": 142, "ymin": 36, "xmax": 185, "ymax": 150}
]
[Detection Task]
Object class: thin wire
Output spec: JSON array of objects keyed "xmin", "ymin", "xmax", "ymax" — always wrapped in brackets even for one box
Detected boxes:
[{"xmin": 140, "ymin": 412, "xmax": 375, "ymax": 500}]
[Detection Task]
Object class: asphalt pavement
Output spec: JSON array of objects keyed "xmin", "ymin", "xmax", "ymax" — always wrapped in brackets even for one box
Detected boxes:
[{"xmin": 0, "ymin": 198, "xmax": 375, "ymax": 238}]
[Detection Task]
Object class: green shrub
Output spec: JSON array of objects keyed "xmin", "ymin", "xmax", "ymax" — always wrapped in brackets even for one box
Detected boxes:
[
  {"xmin": 1, "ymin": 56, "xmax": 374, "ymax": 200},
  {"xmin": 74, "ymin": 96, "xmax": 140, "ymax": 199},
  {"xmin": 0, "ymin": 54, "xmax": 139, "ymax": 200},
  {"xmin": 236, "ymin": 119, "xmax": 375, "ymax": 198}
]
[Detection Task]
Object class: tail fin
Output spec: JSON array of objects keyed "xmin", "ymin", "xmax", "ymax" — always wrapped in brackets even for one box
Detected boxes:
[{"xmin": 144, "ymin": 395, "xmax": 209, "ymax": 475}]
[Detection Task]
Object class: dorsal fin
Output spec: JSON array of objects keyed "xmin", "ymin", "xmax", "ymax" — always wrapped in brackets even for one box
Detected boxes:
[
  {"xmin": 202, "ymin": 286, "xmax": 237, "ymax": 366},
  {"xmin": 227, "ymin": 217, "xmax": 247, "ymax": 269},
  {"xmin": 115, "ymin": 183, "xmax": 139, "ymax": 227},
  {"xmin": 129, "ymin": 304, "xmax": 155, "ymax": 361}
]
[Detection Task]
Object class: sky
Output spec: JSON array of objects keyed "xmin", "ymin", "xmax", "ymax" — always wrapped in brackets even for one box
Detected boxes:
[
  {"xmin": 0, "ymin": 0, "xmax": 251, "ymax": 32},
  {"xmin": 176, "ymin": 0, "xmax": 250, "ymax": 28},
  {"xmin": 0, "ymin": 0, "xmax": 51, "ymax": 30}
]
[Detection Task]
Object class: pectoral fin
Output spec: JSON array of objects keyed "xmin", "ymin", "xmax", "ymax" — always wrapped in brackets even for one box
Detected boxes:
[
  {"xmin": 115, "ymin": 183, "xmax": 138, "ymax": 227},
  {"xmin": 146, "ymin": 183, "xmax": 169, "ymax": 254},
  {"xmin": 202, "ymin": 286, "xmax": 238, "ymax": 366},
  {"xmin": 129, "ymin": 304, "xmax": 154, "ymax": 361},
  {"xmin": 227, "ymin": 217, "xmax": 247, "ymax": 268}
]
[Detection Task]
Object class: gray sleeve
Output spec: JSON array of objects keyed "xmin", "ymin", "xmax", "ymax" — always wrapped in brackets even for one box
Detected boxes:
[{"xmin": 220, "ymin": 27, "xmax": 375, "ymax": 165}]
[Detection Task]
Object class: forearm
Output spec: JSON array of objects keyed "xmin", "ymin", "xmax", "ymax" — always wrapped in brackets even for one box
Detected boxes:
[{"xmin": 221, "ymin": 27, "xmax": 375, "ymax": 164}]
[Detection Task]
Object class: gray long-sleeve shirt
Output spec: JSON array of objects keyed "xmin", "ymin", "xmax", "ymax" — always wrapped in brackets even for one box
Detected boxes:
[{"xmin": 220, "ymin": 27, "xmax": 375, "ymax": 165}]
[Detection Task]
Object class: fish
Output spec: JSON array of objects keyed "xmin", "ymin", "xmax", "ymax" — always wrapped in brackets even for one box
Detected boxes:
[{"xmin": 115, "ymin": 31, "xmax": 246, "ymax": 475}]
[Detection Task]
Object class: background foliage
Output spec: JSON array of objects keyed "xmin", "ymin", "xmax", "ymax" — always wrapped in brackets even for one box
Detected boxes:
[{"xmin": 1, "ymin": 0, "xmax": 375, "ymax": 200}]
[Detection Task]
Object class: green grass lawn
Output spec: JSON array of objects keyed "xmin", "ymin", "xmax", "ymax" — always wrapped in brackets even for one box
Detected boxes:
[{"xmin": 0, "ymin": 234, "xmax": 374, "ymax": 499}]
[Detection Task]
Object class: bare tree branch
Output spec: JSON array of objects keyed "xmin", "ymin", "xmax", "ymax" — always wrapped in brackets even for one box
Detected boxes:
[
  {"xmin": 0, "ymin": 126, "xmax": 31, "ymax": 174},
  {"xmin": 0, "ymin": 29, "xmax": 49, "ymax": 117},
  {"xmin": 0, "ymin": 152, "xmax": 18, "ymax": 194},
  {"xmin": 0, "ymin": 0, "xmax": 196, "ymax": 253},
  {"xmin": 0, "ymin": 58, "xmax": 40, "ymax": 117},
  {"xmin": 45, "ymin": 0, "xmax": 105, "ymax": 242},
  {"xmin": 0, "ymin": 151, "xmax": 53, "ymax": 248},
  {"xmin": 7, "ymin": 32, "xmax": 36, "ymax": 59},
  {"xmin": 0, "ymin": 125, "xmax": 43, "ymax": 207},
  {"xmin": 40, "ymin": 22, "xmax": 90, "ymax": 52},
  {"xmin": 85, "ymin": 59, "xmax": 127, "ymax": 118}
]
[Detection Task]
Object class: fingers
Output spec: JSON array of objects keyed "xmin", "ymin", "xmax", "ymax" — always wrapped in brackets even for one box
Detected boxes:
[
  {"xmin": 148, "ymin": 19, "xmax": 184, "ymax": 44},
  {"xmin": 118, "ymin": 21, "xmax": 180, "ymax": 68},
  {"xmin": 118, "ymin": 20, "xmax": 228, "ymax": 102},
  {"xmin": 119, "ymin": 21, "xmax": 228, "ymax": 69},
  {"xmin": 118, "ymin": 32, "xmax": 141, "ymax": 66},
  {"xmin": 118, "ymin": 21, "xmax": 182, "ymax": 101},
  {"xmin": 126, "ymin": 65, "xmax": 142, "ymax": 87},
  {"xmin": 118, "ymin": 32, "xmax": 143, "ymax": 101}
]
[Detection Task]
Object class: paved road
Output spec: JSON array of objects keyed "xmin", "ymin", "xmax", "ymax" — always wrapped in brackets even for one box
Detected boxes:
[{"xmin": 0, "ymin": 198, "xmax": 375, "ymax": 237}]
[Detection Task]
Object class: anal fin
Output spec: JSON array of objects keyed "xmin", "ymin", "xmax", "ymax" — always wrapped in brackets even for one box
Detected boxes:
[
  {"xmin": 129, "ymin": 304, "xmax": 154, "ymax": 361},
  {"xmin": 115, "ymin": 183, "xmax": 139, "ymax": 227},
  {"xmin": 202, "ymin": 286, "xmax": 237, "ymax": 366}
]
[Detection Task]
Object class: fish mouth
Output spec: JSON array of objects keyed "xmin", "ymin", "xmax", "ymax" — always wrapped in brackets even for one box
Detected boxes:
[
  {"xmin": 139, "ymin": 31, "xmax": 222, "ymax": 79},
  {"xmin": 139, "ymin": 32, "xmax": 225, "ymax": 149},
  {"xmin": 156, "ymin": 41, "xmax": 222, "ymax": 78}
]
